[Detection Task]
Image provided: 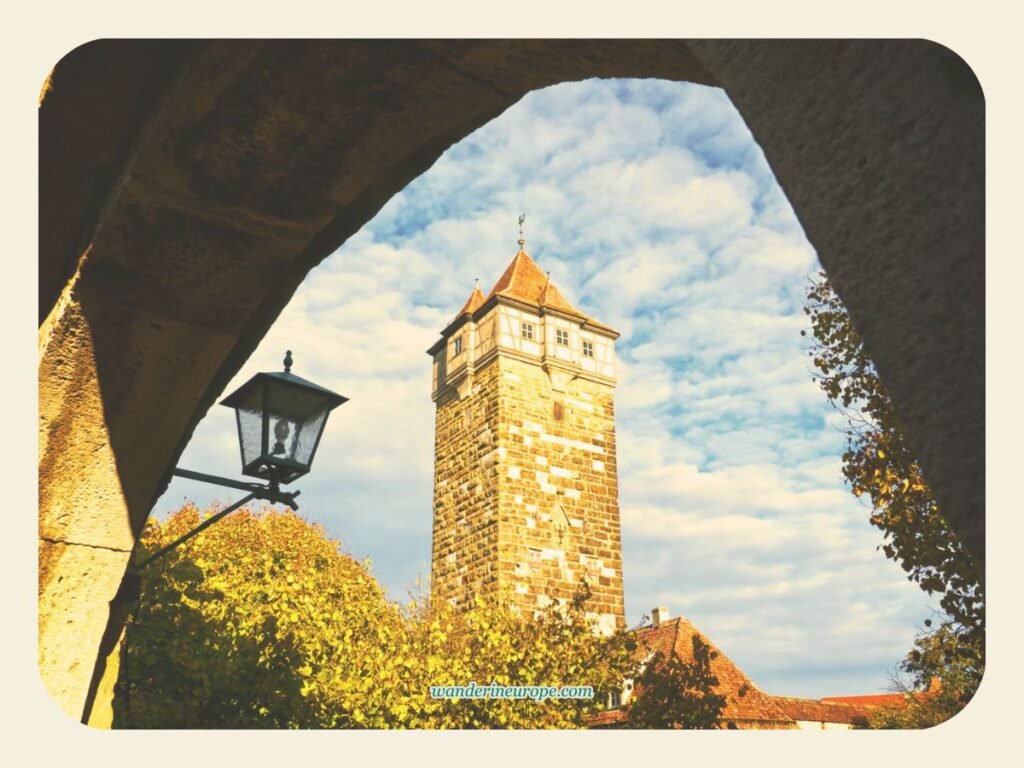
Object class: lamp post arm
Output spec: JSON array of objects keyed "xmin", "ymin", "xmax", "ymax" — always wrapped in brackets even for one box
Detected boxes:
[
  {"xmin": 171, "ymin": 468, "xmax": 301, "ymax": 509},
  {"xmin": 135, "ymin": 492, "xmax": 258, "ymax": 570},
  {"xmin": 135, "ymin": 467, "xmax": 303, "ymax": 570},
  {"xmin": 173, "ymin": 468, "xmax": 271, "ymax": 495}
]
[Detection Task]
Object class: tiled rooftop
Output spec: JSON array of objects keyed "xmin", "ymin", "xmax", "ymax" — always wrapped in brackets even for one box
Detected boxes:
[
  {"xmin": 771, "ymin": 696, "xmax": 875, "ymax": 726},
  {"xmin": 633, "ymin": 617, "xmax": 796, "ymax": 727},
  {"xmin": 587, "ymin": 614, "xmax": 911, "ymax": 730},
  {"xmin": 463, "ymin": 249, "xmax": 618, "ymax": 335}
]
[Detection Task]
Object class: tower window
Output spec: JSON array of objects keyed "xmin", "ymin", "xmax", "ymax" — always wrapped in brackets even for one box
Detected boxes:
[
  {"xmin": 556, "ymin": 329, "xmax": 569, "ymax": 345},
  {"xmin": 527, "ymin": 548, "xmax": 542, "ymax": 575},
  {"xmin": 453, "ymin": 336, "xmax": 463, "ymax": 356},
  {"xmin": 522, "ymin": 322, "xmax": 534, "ymax": 340},
  {"xmin": 582, "ymin": 340, "xmax": 594, "ymax": 358}
]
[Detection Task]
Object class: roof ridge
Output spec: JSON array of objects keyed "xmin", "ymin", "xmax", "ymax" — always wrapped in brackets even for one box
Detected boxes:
[
  {"xmin": 538, "ymin": 272, "xmax": 552, "ymax": 304},
  {"xmin": 773, "ymin": 695, "xmax": 853, "ymax": 705}
]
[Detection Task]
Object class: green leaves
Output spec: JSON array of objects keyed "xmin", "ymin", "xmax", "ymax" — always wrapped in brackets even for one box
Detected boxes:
[
  {"xmin": 804, "ymin": 271, "xmax": 983, "ymax": 629},
  {"xmin": 626, "ymin": 636, "xmax": 726, "ymax": 729},
  {"xmin": 803, "ymin": 271, "xmax": 984, "ymax": 727},
  {"xmin": 114, "ymin": 505, "xmax": 637, "ymax": 730},
  {"xmin": 868, "ymin": 622, "xmax": 983, "ymax": 729},
  {"xmin": 115, "ymin": 505, "xmax": 400, "ymax": 728}
]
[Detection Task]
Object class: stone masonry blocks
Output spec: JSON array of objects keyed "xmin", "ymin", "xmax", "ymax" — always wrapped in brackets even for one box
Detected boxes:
[{"xmin": 432, "ymin": 353, "xmax": 624, "ymax": 631}]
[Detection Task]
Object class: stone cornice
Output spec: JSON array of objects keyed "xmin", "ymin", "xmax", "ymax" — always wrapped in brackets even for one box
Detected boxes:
[{"xmin": 473, "ymin": 346, "xmax": 616, "ymax": 389}]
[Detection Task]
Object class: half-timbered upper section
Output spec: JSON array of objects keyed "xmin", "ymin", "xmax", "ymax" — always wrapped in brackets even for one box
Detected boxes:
[{"xmin": 427, "ymin": 249, "xmax": 619, "ymax": 401}]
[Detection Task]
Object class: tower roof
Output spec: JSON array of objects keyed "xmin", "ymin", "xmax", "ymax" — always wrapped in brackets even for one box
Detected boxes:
[
  {"xmin": 457, "ymin": 285, "xmax": 486, "ymax": 317},
  {"xmin": 487, "ymin": 249, "xmax": 553, "ymax": 305},
  {"xmin": 486, "ymin": 249, "xmax": 616, "ymax": 334}
]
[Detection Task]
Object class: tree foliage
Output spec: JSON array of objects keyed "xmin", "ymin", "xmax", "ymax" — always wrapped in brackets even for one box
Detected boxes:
[
  {"xmin": 114, "ymin": 504, "xmax": 403, "ymax": 728},
  {"xmin": 408, "ymin": 582, "xmax": 638, "ymax": 729},
  {"xmin": 803, "ymin": 271, "xmax": 983, "ymax": 635},
  {"xmin": 114, "ymin": 504, "xmax": 637, "ymax": 729},
  {"xmin": 868, "ymin": 623, "xmax": 984, "ymax": 729},
  {"xmin": 626, "ymin": 636, "xmax": 727, "ymax": 729},
  {"xmin": 802, "ymin": 270, "xmax": 984, "ymax": 725}
]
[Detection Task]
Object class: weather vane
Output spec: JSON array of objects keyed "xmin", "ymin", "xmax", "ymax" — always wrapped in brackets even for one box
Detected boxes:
[{"xmin": 518, "ymin": 213, "xmax": 526, "ymax": 249}]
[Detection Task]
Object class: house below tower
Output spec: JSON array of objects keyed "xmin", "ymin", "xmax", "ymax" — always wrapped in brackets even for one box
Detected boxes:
[{"xmin": 588, "ymin": 606, "xmax": 918, "ymax": 730}]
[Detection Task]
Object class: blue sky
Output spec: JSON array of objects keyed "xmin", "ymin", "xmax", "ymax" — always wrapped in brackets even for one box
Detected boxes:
[{"xmin": 156, "ymin": 78, "xmax": 932, "ymax": 699}]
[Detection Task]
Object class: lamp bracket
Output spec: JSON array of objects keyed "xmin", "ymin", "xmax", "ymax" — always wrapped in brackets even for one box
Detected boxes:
[
  {"xmin": 171, "ymin": 467, "xmax": 301, "ymax": 508},
  {"xmin": 133, "ymin": 468, "xmax": 302, "ymax": 571}
]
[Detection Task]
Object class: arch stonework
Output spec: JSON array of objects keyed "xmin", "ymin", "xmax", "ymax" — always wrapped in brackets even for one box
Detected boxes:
[{"xmin": 38, "ymin": 40, "xmax": 983, "ymax": 724}]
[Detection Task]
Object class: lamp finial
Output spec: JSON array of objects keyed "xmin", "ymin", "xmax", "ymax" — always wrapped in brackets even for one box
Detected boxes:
[{"xmin": 284, "ymin": 350, "xmax": 293, "ymax": 373}]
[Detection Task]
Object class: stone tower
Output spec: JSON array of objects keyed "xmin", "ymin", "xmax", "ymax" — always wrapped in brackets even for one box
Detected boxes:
[{"xmin": 427, "ymin": 243, "xmax": 624, "ymax": 635}]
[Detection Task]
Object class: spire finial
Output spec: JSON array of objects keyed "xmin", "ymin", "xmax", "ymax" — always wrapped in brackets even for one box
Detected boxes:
[
  {"xmin": 283, "ymin": 350, "xmax": 293, "ymax": 373},
  {"xmin": 517, "ymin": 213, "xmax": 526, "ymax": 250}
]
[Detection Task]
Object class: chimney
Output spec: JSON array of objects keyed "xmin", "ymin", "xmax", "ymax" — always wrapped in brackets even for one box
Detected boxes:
[{"xmin": 651, "ymin": 606, "xmax": 670, "ymax": 627}]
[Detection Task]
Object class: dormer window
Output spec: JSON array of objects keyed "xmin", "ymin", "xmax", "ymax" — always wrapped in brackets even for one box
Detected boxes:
[
  {"xmin": 453, "ymin": 336, "xmax": 463, "ymax": 356},
  {"xmin": 608, "ymin": 678, "xmax": 632, "ymax": 710},
  {"xmin": 582, "ymin": 340, "xmax": 594, "ymax": 358},
  {"xmin": 556, "ymin": 329, "xmax": 569, "ymax": 346},
  {"xmin": 522, "ymin": 322, "xmax": 534, "ymax": 340}
]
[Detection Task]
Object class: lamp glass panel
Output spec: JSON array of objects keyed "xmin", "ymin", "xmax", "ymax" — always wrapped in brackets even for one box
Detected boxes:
[
  {"xmin": 268, "ymin": 414, "xmax": 299, "ymax": 462},
  {"xmin": 266, "ymin": 410, "xmax": 327, "ymax": 469},
  {"xmin": 294, "ymin": 410, "xmax": 327, "ymax": 466},
  {"xmin": 237, "ymin": 408, "xmax": 264, "ymax": 466}
]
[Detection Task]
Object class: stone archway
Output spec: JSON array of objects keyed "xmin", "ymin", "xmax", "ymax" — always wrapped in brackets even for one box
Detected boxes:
[{"xmin": 38, "ymin": 39, "xmax": 983, "ymax": 724}]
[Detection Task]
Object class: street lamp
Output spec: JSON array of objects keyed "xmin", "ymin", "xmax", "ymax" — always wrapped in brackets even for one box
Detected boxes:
[
  {"xmin": 136, "ymin": 351, "xmax": 348, "ymax": 569},
  {"xmin": 221, "ymin": 349, "xmax": 348, "ymax": 486}
]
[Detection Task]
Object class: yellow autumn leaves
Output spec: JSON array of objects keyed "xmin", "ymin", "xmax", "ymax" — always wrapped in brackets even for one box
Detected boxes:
[{"xmin": 114, "ymin": 504, "xmax": 636, "ymax": 729}]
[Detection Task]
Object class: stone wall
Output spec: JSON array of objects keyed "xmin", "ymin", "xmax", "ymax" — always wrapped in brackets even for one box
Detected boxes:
[
  {"xmin": 431, "ymin": 360, "xmax": 503, "ymax": 605},
  {"xmin": 496, "ymin": 357, "xmax": 623, "ymax": 634},
  {"xmin": 431, "ymin": 354, "xmax": 624, "ymax": 633}
]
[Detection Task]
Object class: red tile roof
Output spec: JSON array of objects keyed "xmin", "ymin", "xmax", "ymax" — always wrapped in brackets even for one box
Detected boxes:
[
  {"xmin": 640, "ymin": 618, "xmax": 796, "ymax": 727},
  {"xmin": 456, "ymin": 285, "xmax": 486, "ymax": 319},
  {"xmin": 485, "ymin": 250, "xmax": 617, "ymax": 335},
  {"xmin": 586, "ymin": 615, "xmax": 914, "ymax": 730},
  {"xmin": 586, "ymin": 709, "xmax": 629, "ymax": 727},
  {"xmin": 820, "ymin": 693, "xmax": 911, "ymax": 707},
  {"xmin": 771, "ymin": 696, "xmax": 875, "ymax": 726},
  {"xmin": 588, "ymin": 617, "xmax": 797, "ymax": 729},
  {"xmin": 487, "ymin": 249, "xmax": 546, "ymax": 302}
]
